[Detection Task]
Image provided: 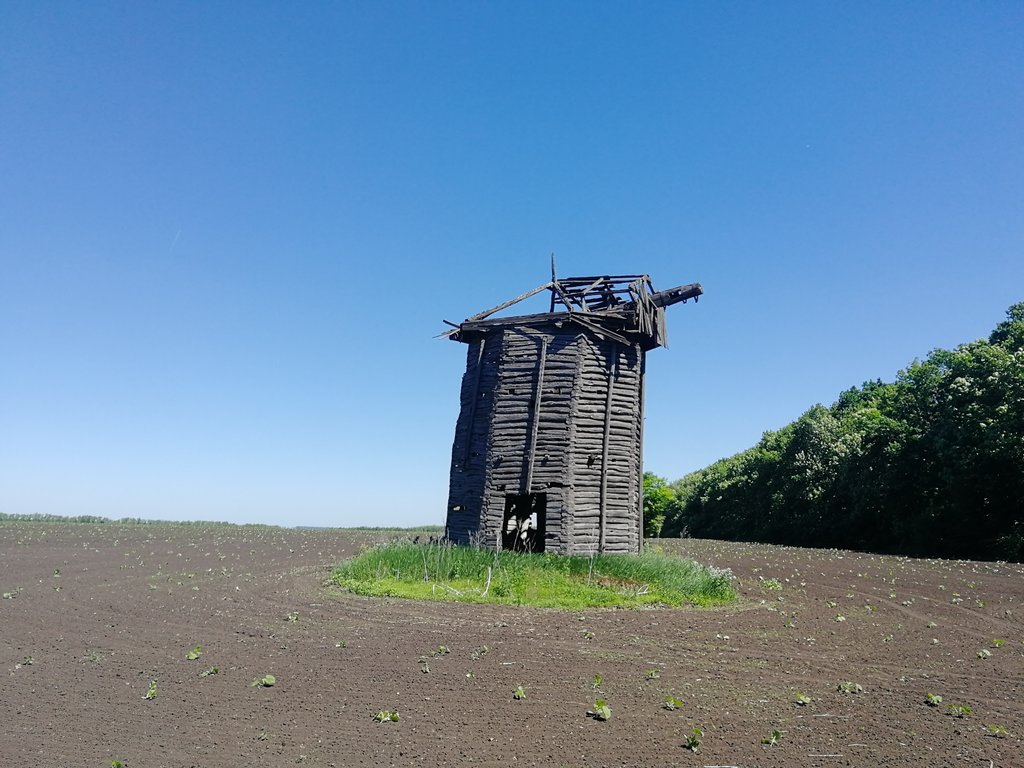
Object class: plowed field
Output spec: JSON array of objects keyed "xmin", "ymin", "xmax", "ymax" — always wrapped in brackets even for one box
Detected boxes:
[{"xmin": 2, "ymin": 522, "xmax": 1021, "ymax": 767}]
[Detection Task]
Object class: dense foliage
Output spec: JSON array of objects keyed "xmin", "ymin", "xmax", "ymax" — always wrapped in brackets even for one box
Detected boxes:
[{"xmin": 655, "ymin": 303, "xmax": 1024, "ymax": 561}]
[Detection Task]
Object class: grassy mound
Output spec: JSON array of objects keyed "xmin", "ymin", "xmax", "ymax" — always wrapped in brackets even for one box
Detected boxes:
[{"xmin": 330, "ymin": 542, "xmax": 735, "ymax": 610}]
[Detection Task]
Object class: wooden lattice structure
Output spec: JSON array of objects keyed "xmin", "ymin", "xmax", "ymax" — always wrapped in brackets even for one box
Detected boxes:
[{"xmin": 442, "ymin": 269, "xmax": 702, "ymax": 555}]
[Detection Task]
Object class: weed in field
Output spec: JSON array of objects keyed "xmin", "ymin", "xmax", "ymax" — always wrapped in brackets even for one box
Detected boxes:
[
  {"xmin": 837, "ymin": 681, "xmax": 863, "ymax": 694},
  {"xmin": 14, "ymin": 656, "xmax": 34, "ymax": 669},
  {"xmin": 663, "ymin": 695, "xmax": 683, "ymax": 711},
  {"xmin": 111, "ymin": 760, "xmax": 125, "ymax": 767},
  {"xmin": 977, "ymin": 649, "xmax": 992, "ymax": 659},
  {"xmin": 592, "ymin": 673, "xmax": 603, "ymax": 690},
  {"xmin": 186, "ymin": 645, "xmax": 202, "ymax": 660},
  {"xmin": 143, "ymin": 680, "xmax": 157, "ymax": 700},
  {"xmin": 432, "ymin": 645, "xmax": 450, "ymax": 657},
  {"xmin": 947, "ymin": 703, "xmax": 972, "ymax": 718},
  {"xmin": 373, "ymin": 709, "xmax": 400, "ymax": 722},
  {"xmin": 335, "ymin": 640, "xmax": 347, "ymax": 648},
  {"xmin": 794, "ymin": 692, "xmax": 812, "ymax": 706},
  {"xmin": 925, "ymin": 693, "xmax": 943, "ymax": 707},
  {"xmin": 760, "ymin": 577, "xmax": 782, "ymax": 590},
  {"xmin": 992, "ymin": 638, "xmax": 1004, "ymax": 647},
  {"xmin": 251, "ymin": 674, "xmax": 276, "ymax": 688},
  {"xmin": 987, "ymin": 724, "xmax": 1008, "ymax": 737},
  {"xmin": 644, "ymin": 669, "xmax": 660, "ymax": 680},
  {"xmin": 588, "ymin": 699, "xmax": 612, "ymax": 721},
  {"xmin": 285, "ymin": 612, "xmax": 299, "ymax": 623},
  {"xmin": 198, "ymin": 667, "xmax": 219, "ymax": 677},
  {"xmin": 761, "ymin": 729, "xmax": 783, "ymax": 747},
  {"xmin": 513, "ymin": 685, "xmax": 526, "ymax": 700},
  {"xmin": 684, "ymin": 727, "xmax": 703, "ymax": 752},
  {"xmin": 470, "ymin": 645, "xmax": 489, "ymax": 660},
  {"xmin": 581, "ymin": 630, "xmax": 595, "ymax": 640}
]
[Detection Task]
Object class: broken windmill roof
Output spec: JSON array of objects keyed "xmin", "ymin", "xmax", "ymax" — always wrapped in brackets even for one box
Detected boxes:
[{"xmin": 443, "ymin": 273, "xmax": 702, "ymax": 351}]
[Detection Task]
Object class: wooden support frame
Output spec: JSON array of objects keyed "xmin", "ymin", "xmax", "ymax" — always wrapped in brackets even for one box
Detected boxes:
[
  {"xmin": 598, "ymin": 348, "xmax": 618, "ymax": 552},
  {"xmin": 523, "ymin": 336, "xmax": 548, "ymax": 494}
]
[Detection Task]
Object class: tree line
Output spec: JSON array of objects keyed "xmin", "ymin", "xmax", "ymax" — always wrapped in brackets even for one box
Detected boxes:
[{"xmin": 645, "ymin": 302, "xmax": 1024, "ymax": 561}]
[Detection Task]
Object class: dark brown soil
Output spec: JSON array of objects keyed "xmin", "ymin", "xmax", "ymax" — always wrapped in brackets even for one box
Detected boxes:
[{"xmin": 1, "ymin": 522, "xmax": 1021, "ymax": 767}]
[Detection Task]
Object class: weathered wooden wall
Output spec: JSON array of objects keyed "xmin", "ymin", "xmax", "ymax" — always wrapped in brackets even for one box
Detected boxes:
[
  {"xmin": 567, "ymin": 335, "xmax": 643, "ymax": 554},
  {"xmin": 445, "ymin": 322, "xmax": 645, "ymax": 554}
]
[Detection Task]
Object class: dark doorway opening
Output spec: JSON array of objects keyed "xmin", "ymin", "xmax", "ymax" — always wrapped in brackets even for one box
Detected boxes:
[{"xmin": 502, "ymin": 493, "xmax": 546, "ymax": 553}]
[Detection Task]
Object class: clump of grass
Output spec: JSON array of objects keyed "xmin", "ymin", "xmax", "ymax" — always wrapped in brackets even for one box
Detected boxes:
[{"xmin": 330, "ymin": 542, "xmax": 735, "ymax": 610}]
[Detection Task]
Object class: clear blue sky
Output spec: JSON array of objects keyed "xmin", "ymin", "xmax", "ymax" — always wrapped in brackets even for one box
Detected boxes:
[{"xmin": 2, "ymin": 2, "xmax": 1022, "ymax": 527}]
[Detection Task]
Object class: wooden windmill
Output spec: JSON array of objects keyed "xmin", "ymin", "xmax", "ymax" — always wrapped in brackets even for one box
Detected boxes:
[{"xmin": 442, "ymin": 266, "xmax": 702, "ymax": 554}]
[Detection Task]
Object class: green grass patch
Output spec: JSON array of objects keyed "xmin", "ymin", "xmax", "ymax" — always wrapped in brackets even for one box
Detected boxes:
[{"xmin": 330, "ymin": 542, "xmax": 735, "ymax": 609}]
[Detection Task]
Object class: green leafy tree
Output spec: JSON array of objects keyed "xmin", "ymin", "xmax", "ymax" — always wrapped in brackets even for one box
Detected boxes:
[
  {"xmin": 643, "ymin": 472, "xmax": 677, "ymax": 538},
  {"xmin": 658, "ymin": 302, "xmax": 1024, "ymax": 561}
]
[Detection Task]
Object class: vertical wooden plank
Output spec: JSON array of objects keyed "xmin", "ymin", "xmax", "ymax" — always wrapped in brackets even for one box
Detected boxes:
[
  {"xmin": 598, "ymin": 346, "xmax": 618, "ymax": 552},
  {"xmin": 636, "ymin": 346, "xmax": 646, "ymax": 554},
  {"xmin": 462, "ymin": 337, "xmax": 488, "ymax": 468},
  {"xmin": 523, "ymin": 336, "xmax": 548, "ymax": 493}
]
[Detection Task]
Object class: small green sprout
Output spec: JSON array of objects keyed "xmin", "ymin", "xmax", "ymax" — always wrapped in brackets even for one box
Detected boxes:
[
  {"xmin": 588, "ymin": 699, "xmax": 612, "ymax": 721},
  {"xmin": 760, "ymin": 577, "xmax": 782, "ymax": 590},
  {"xmin": 143, "ymin": 680, "xmax": 157, "ymax": 700},
  {"xmin": 513, "ymin": 685, "xmax": 526, "ymax": 700},
  {"xmin": 947, "ymin": 703, "xmax": 972, "ymax": 718},
  {"xmin": 470, "ymin": 645, "xmax": 489, "ymax": 659},
  {"xmin": 977, "ymin": 649, "xmax": 992, "ymax": 659},
  {"xmin": 581, "ymin": 630, "xmax": 595, "ymax": 640},
  {"xmin": 2, "ymin": 592, "xmax": 15, "ymax": 599},
  {"xmin": 761, "ymin": 729, "xmax": 783, "ymax": 746},
  {"xmin": 419, "ymin": 657, "xmax": 430, "ymax": 674},
  {"xmin": 835, "ymin": 614, "xmax": 847, "ymax": 622},
  {"xmin": 837, "ymin": 681, "xmax": 863, "ymax": 694},
  {"xmin": 592, "ymin": 673, "xmax": 603, "ymax": 689},
  {"xmin": 987, "ymin": 723, "xmax": 1008, "ymax": 737},
  {"xmin": 432, "ymin": 645, "xmax": 450, "ymax": 657},
  {"xmin": 372, "ymin": 709, "xmax": 400, "ymax": 722},
  {"xmin": 794, "ymin": 692, "xmax": 812, "ymax": 706},
  {"xmin": 334, "ymin": 640, "xmax": 347, "ymax": 648},
  {"xmin": 285, "ymin": 612, "xmax": 299, "ymax": 623},
  {"xmin": 251, "ymin": 674, "xmax": 276, "ymax": 687},
  {"xmin": 198, "ymin": 666, "xmax": 219, "ymax": 677},
  {"xmin": 684, "ymin": 727, "xmax": 703, "ymax": 752},
  {"xmin": 663, "ymin": 695, "xmax": 683, "ymax": 711},
  {"xmin": 111, "ymin": 760, "xmax": 125, "ymax": 768},
  {"xmin": 925, "ymin": 693, "xmax": 943, "ymax": 707},
  {"xmin": 186, "ymin": 645, "xmax": 202, "ymax": 661},
  {"xmin": 992, "ymin": 638, "xmax": 1005, "ymax": 648},
  {"xmin": 644, "ymin": 669, "xmax": 660, "ymax": 680}
]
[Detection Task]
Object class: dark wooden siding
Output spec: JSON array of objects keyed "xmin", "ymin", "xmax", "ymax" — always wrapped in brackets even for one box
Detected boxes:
[
  {"xmin": 445, "ymin": 322, "xmax": 645, "ymax": 554},
  {"xmin": 568, "ymin": 336, "xmax": 643, "ymax": 553},
  {"xmin": 445, "ymin": 335, "xmax": 502, "ymax": 544}
]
